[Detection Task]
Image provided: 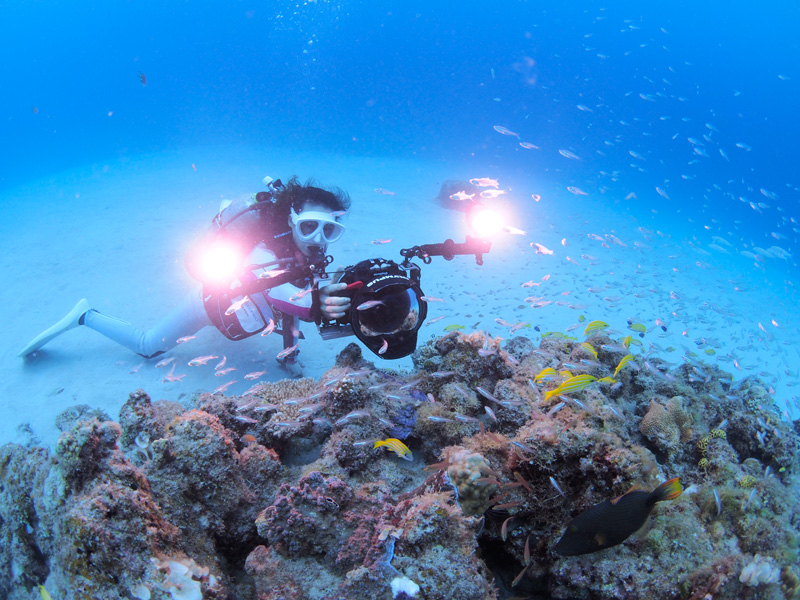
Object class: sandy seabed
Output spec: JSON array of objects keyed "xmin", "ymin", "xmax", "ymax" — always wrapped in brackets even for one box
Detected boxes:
[{"xmin": 1, "ymin": 143, "xmax": 797, "ymax": 449}]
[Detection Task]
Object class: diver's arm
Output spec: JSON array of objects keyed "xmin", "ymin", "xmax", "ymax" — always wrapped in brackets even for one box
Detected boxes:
[
  {"xmin": 266, "ymin": 277, "xmax": 351, "ymax": 322},
  {"xmin": 318, "ymin": 283, "xmax": 350, "ymax": 320},
  {"xmin": 246, "ymin": 244, "xmax": 317, "ymax": 322},
  {"xmin": 266, "ymin": 282, "xmax": 315, "ymax": 321}
]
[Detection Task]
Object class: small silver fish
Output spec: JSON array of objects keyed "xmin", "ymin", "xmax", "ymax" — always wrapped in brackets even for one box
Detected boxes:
[
  {"xmin": 188, "ymin": 355, "xmax": 218, "ymax": 366},
  {"xmin": 276, "ymin": 344, "xmax": 298, "ymax": 360},
  {"xmin": 427, "ymin": 415, "xmax": 455, "ymax": 423},
  {"xmin": 356, "ymin": 300, "xmax": 385, "ymax": 311},
  {"xmin": 225, "ymin": 296, "xmax": 251, "ymax": 316}
]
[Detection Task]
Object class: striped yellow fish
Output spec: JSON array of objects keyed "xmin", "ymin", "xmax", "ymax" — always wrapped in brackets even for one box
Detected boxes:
[
  {"xmin": 544, "ymin": 374, "xmax": 597, "ymax": 401},
  {"xmin": 535, "ymin": 367, "xmax": 557, "ymax": 382},
  {"xmin": 622, "ymin": 334, "xmax": 632, "ymax": 348},
  {"xmin": 39, "ymin": 586, "xmax": 53, "ymax": 600},
  {"xmin": 614, "ymin": 354, "xmax": 635, "ymax": 377},
  {"xmin": 627, "ymin": 321, "xmax": 647, "ymax": 333},
  {"xmin": 584, "ymin": 320, "xmax": 609, "ymax": 337},
  {"xmin": 597, "ymin": 376, "xmax": 617, "ymax": 384},
  {"xmin": 580, "ymin": 342, "xmax": 598, "ymax": 359},
  {"xmin": 374, "ymin": 438, "xmax": 413, "ymax": 461},
  {"xmin": 543, "ymin": 331, "xmax": 575, "ymax": 340},
  {"xmin": 558, "ymin": 370, "xmax": 574, "ymax": 378}
]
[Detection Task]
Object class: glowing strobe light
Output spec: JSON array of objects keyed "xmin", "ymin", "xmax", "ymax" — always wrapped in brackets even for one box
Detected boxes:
[
  {"xmin": 200, "ymin": 243, "xmax": 241, "ymax": 285},
  {"xmin": 466, "ymin": 201, "xmax": 503, "ymax": 238}
]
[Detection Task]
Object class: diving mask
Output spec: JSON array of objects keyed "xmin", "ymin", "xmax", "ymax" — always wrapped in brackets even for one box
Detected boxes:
[{"xmin": 290, "ymin": 211, "xmax": 346, "ymax": 244}]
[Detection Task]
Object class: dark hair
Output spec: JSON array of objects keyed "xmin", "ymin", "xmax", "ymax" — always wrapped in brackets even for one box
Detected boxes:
[{"xmin": 274, "ymin": 176, "xmax": 351, "ymax": 218}]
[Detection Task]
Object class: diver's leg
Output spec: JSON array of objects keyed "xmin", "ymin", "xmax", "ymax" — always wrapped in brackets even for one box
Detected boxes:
[
  {"xmin": 17, "ymin": 299, "xmax": 91, "ymax": 357},
  {"xmin": 277, "ymin": 314, "xmax": 303, "ymax": 377},
  {"xmin": 82, "ymin": 288, "xmax": 212, "ymax": 358}
]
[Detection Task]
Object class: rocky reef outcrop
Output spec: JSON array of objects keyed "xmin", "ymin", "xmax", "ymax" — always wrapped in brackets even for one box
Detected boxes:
[{"xmin": 2, "ymin": 333, "xmax": 799, "ymax": 599}]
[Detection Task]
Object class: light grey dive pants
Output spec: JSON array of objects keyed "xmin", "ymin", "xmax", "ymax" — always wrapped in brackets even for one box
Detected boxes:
[{"xmin": 82, "ymin": 288, "xmax": 213, "ymax": 358}]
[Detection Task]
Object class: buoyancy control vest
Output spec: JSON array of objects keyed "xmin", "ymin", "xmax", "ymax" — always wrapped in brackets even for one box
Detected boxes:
[{"xmin": 200, "ymin": 192, "xmax": 314, "ymax": 341}]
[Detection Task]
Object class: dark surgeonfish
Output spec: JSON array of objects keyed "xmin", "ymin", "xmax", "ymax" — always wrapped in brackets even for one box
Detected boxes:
[{"xmin": 554, "ymin": 477, "xmax": 683, "ymax": 556}]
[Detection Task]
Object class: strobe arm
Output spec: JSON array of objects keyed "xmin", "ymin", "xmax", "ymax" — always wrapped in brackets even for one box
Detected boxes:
[{"xmin": 399, "ymin": 236, "xmax": 492, "ymax": 265}]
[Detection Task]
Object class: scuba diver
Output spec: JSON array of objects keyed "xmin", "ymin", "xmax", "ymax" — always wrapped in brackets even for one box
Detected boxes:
[{"xmin": 18, "ymin": 177, "xmax": 352, "ymax": 374}]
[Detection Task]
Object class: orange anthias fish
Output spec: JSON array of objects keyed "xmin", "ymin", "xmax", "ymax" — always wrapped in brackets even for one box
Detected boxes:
[{"xmin": 138, "ymin": 71, "xmax": 147, "ymax": 86}]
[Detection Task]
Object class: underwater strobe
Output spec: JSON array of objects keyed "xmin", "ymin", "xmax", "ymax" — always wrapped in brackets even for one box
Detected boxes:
[{"xmin": 317, "ymin": 235, "xmax": 492, "ymax": 359}]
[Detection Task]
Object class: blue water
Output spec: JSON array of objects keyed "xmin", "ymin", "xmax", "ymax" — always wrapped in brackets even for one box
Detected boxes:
[
  {"xmin": 5, "ymin": 2, "xmax": 798, "ymax": 186},
  {"xmin": 2, "ymin": 1, "xmax": 800, "ymax": 438}
]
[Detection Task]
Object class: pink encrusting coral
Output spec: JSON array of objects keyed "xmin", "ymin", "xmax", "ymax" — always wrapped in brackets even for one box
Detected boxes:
[{"xmin": 1, "ymin": 332, "xmax": 799, "ymax": 599}]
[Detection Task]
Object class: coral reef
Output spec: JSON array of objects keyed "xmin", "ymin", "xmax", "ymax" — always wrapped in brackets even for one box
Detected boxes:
[
  {"xmin": 445, "ymin": 449, "xmax": 497, "ymax": 516},
  {"xmin": 740, "ymin": 554, "xmax": 782, "ymax": 587},
  {"xmin": 1, "ymin": 333, "xmax": 799, "ymax": 600},
  {"xmin": 639, "ymin": 396, "xmax": 692, "ymax": 459}
]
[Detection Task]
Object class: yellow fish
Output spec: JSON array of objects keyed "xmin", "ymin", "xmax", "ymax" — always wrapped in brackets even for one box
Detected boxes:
[
  {"xmin": 580, "ymin": 342, "xmax": 598, "ymax": 359},
  {"xmin": 543, "ymin": 331, "xmax": 569, "ymax": 339},
  {"xmin": 627, "ymin": 321, "xmax": 647, "ymax": 334},
  {"xmin": 373, "ymin": 438, "xmax": 413, "ymax": 461},
  {"xmin": 614, "ymin": 354, "xmax": 635, "ymax": 377},
  {"xmin": 584, "ymin": 320, "xmax": 609, "ymax": 337},
  {"xmin": 558, "ymin": 370, "xmax": 574, "ymax": 378},
  {"xmin": 578, "ymin": 314, "xmax": 586, "ymax": 323},
  {"xmin": 622, "ymin": 334, "xmax": 632, "ymax": 348},
  {"xmin": 535, "ymin": 367, "xmax": 557, "ymax": 382},
  {"xmin": 39, "ymin": 586, "xmax": 53, "ymax": 600},
  {"xmin": 545, "ymin": 374, "xmax": 597, "ymax": 401},
  {"xmin": 597, "ymin": 376, "xmax": 617, "ymax": 384}
]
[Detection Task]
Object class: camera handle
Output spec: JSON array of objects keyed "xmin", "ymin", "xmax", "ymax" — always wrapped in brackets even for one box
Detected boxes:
[
  {"xmin": 236, "ymin": 255, "xmax": 332, "ymax": 299},
  {"xmin": 399, "ymin": 236, "xmax": 492, "ymax": 266}
]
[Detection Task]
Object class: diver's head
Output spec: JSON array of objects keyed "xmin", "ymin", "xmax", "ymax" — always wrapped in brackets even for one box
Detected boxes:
[
  {"xmin": 289, "ymin": 202, "xmax": 346, "ymax": 258},
  {"xmin": 275, "ymin": 177, "xmax": 351, "ymax": 258}
]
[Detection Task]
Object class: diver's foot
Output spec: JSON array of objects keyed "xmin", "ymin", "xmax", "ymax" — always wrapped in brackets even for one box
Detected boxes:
[
  {"xmin": 277, "ymin": 358, "xmax": 303, "ymax": 378},
  {"xmin": 18, "ymin": 298, "xmax": 90, "ymax": 357}
]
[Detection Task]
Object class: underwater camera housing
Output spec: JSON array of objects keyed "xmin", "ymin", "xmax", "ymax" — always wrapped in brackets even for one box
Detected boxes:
[
  {"xmin": 318, "ymin": 236, "xmax": 491, "ymax": 359},
  {"xmin": 319, "ymin": 258, "xmax": 427, "ymax": 359}
]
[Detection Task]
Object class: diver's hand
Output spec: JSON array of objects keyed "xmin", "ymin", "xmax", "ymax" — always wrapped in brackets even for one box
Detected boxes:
[{"xmin": 319, "ymin": 283, "xmax": 351, "ymax": 320}]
